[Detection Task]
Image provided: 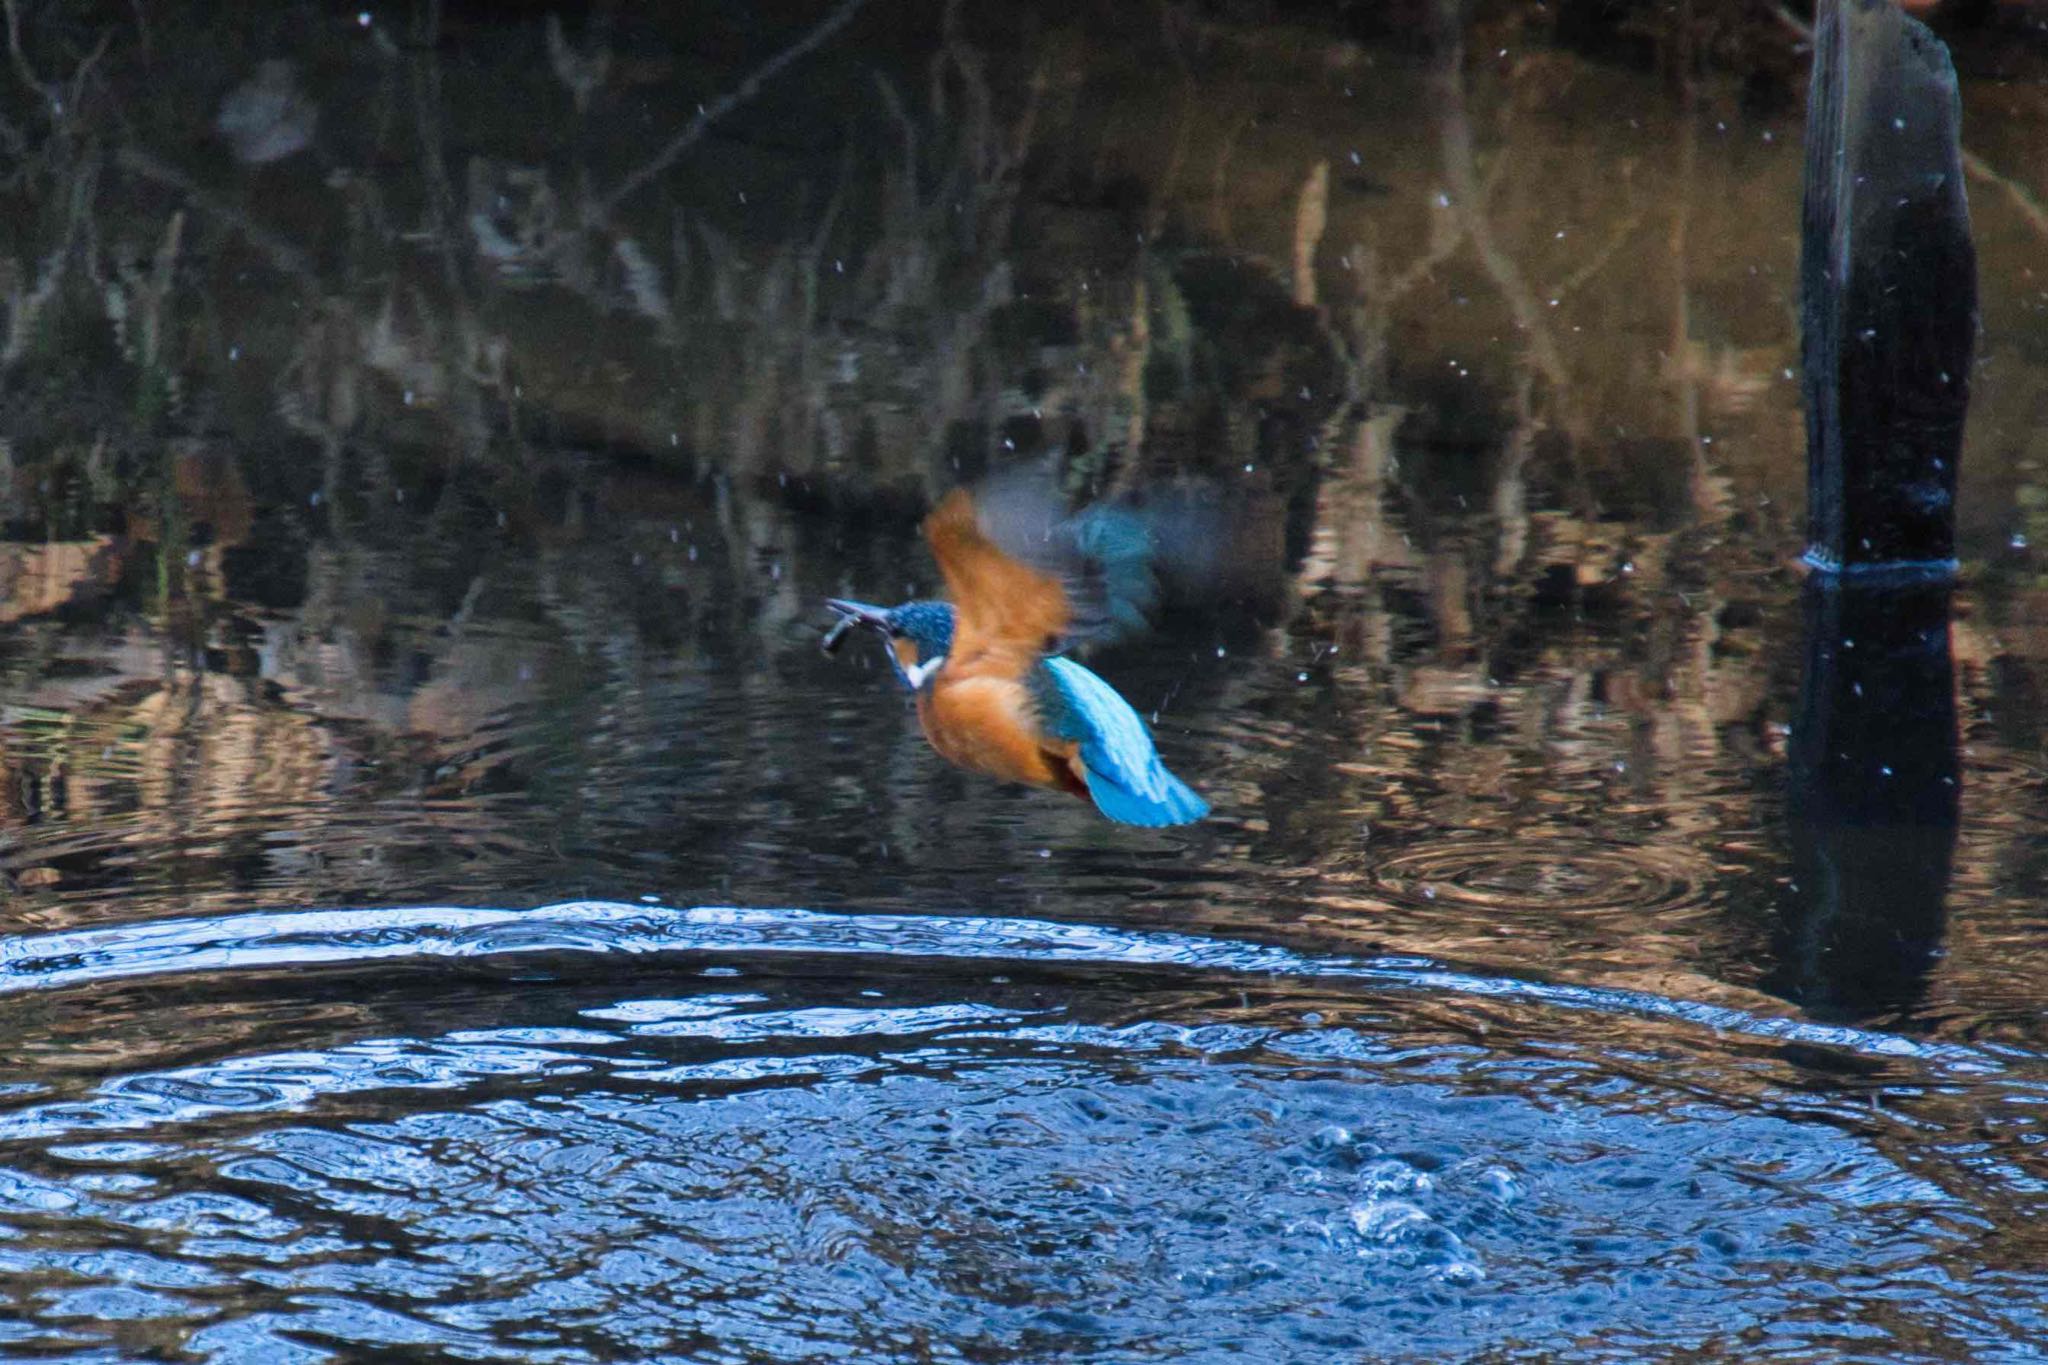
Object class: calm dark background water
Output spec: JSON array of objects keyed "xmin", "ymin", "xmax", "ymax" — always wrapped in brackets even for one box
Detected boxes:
[{"xmin": 1, "ymin": 1, "xmax": 2046, "ymax": 1359}]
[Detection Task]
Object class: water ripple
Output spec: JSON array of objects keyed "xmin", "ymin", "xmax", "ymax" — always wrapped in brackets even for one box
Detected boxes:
[
  {"xmin": 1369, "ymin": 838, "xmax": 1717, "ymax": 918},
  {"xmin": 0, "ymin": 998, "xmax": 2033, "ymax": 1364},
  {"xmin": 0, "ymin": 902, "xmax": 2031, "ymax": 1084}
]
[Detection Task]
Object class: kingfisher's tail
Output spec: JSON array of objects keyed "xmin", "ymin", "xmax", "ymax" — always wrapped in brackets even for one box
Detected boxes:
[{"xmin": 1081, "ymin": 759, "xmax": 1210, "ymax": 827}]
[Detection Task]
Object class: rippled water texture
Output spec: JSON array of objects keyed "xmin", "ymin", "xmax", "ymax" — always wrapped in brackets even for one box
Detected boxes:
[
  {"xmin": 0, "ymin": 904, "xmax": 2042, "ymax": 1361},
  {"xmin": 2, "ymin": 0, "xmax": 2048, "ymax": 1359}
]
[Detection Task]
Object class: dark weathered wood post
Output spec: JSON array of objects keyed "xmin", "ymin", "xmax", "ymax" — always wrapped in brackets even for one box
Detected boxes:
[
  {"xmin": 1800, "ymin": 0, "xmax": 1976, "ymax": 572},
  {"xmin": 1782, "ymin": 0, "xmax": 1974, "ymax": 1017}
]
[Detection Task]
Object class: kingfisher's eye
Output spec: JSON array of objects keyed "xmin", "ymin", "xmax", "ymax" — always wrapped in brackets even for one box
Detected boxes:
[{"xmin": 888, "ymin": 625, "xmax": 906, "ymax": 639}]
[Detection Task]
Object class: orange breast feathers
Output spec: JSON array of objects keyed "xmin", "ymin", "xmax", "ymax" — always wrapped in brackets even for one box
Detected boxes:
[
  {"xmin": 916, "ymin": 676, "xmax": 1088, "ymax": 798},
  {"xmin": 922, "ymin": 488, "xmax": 1070, "ymax": 679},
  {"xmin": 916, "ymin": 489, "xmax": 1089, "ymax": 800}
]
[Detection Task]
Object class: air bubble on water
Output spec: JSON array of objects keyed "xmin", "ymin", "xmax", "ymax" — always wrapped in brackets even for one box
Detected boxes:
[
  {"xmin": 1478, "ymin": 1165, "xmax": 1520, "ymax": 1202},
  {"xmin": 1348, "ymin": 1199, "xmax": 1431, "ymax": 1244},
  {"xmin": 1357, "ymin": 1159, "xmax": 1433, "ymax": 1199},
  {"xmin": 357, "ymin": 10, "xmax": 371, "ymax": 26},
  {"xmin": 1287, "ymin": 1216, "xmax": 1337, "ymax": 1244},
  {"xmin": 2012, "ymin": 532, "xmax": 2030, "ymax": 550},
  {"xmin": 637, "ymin": 894, "xmax": 660, "ymax": 904},
  {"xmin": 228, "ymin": 346, "xmax": 240, "ymax": 361}
]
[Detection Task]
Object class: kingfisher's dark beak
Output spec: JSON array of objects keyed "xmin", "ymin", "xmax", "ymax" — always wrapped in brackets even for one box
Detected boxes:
[{"xmin": 822, "ymin": 598, "xmax": 892, "ymax": 655}]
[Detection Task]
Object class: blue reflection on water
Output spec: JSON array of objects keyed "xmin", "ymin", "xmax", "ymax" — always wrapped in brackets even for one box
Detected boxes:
[
  {"xmin": 0, "ymin": 901, "xmax": 2021, "ymax": 1077},
  {"xmin": 0, "ymin": 903, "xmax": 2039, "ymax": 1362}
]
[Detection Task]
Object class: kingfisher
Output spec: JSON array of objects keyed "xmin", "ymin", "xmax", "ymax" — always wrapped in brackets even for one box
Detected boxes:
[{"xmin": 823, "ymin": 486, "xmax": 1209, "ymax": 827}]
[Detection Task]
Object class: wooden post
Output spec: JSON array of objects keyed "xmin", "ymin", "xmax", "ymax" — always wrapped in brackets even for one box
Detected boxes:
[
  {"xmin": 1800, "ymin": 0, "xmax": 1976, "ymax": 573},
  {"xmin": 1780, "ymin": 0, "xmax": 1974, "ymax": 1017}
]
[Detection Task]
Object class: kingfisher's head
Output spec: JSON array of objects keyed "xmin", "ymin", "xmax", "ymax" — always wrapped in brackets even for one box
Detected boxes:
[{"xmin": 823, "ymin": 598, "xmax": 955, "ymax": 691}]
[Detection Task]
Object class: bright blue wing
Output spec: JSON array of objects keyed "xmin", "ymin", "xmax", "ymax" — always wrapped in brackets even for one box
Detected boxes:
[{"xmin": 1036, "ymin": 657, "xmax": 1208, "ymax": 827}]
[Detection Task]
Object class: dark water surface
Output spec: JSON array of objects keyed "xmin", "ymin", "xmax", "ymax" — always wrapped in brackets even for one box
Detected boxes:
[{"xmin": 2, "ymin": 2, "xmax": 2048, "ymax": 1360}]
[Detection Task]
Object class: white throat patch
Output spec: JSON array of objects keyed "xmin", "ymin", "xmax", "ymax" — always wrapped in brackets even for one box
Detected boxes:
[{"xmin": 903, "ymin": 654, "xmax": 947, "ymax": 690}]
